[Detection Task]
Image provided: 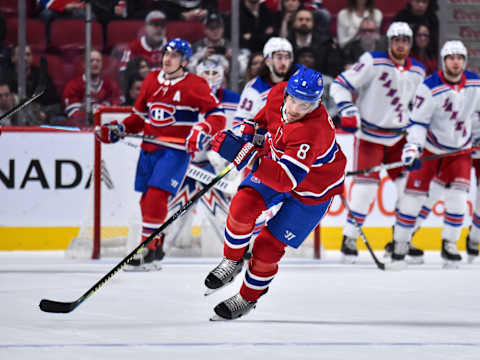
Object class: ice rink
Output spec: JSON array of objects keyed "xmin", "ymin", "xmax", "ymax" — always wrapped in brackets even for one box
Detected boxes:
[{"xmin": 1, "ymin": 250, "xmax": 480, "ymax": 360}]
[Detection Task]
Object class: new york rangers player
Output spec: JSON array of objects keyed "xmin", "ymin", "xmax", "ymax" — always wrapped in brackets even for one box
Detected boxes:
[
  {"xmin": 393, "ymin": 40, "xmax": 480, "ymax": 268},
  {"xmin": 204, "ymin": 66, "xmax": 346, "ymax": 320},
  {"xmin": 330, "ymin": 22, "xmax": 426, "ymax": 263},
  {"xmin": 97, "ymin": 38, "xmax": 226, "ymax": 270}
]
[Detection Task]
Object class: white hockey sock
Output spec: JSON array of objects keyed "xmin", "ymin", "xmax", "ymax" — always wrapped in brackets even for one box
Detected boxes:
[
  {"xmin": 394, "ymin": 193, "xmax": 426, "ymax": 242},
  {"xmin": 416, "ymin": 180, "xmax": 445, "ymax": 229},
  {"xmin": 442, "ymin": 188, "xmax": 467, "ymax": 242},
  {"xmin": 343, "ymin": 182, "xmax": 377, "ymax": 239}
]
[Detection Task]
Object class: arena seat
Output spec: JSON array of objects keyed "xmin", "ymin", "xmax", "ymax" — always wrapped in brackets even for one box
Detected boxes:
[
  {"xmin": 5, "ymin": 18, "xmax": 47, "ymax": 52},
  {"xmin": 39, "ymin": 54, "xmax": 74, "ymax": 96},
  {"xmin": 217, "ymin": 0, "xmax": 231, "ymax": 14},
  {"xmin": 166, "ymin": 21, "xmax": 205, "ymax": 44},
  {"xmin": 49, "ymin": 19, "xmax": 103, "ymax": 55},
  {"xmin": 0, "ymin": 0, "xmax": 18, "ymax": 17},
  {"xmin": 106, "ymin": 20, "xmax": 144, "ymax": 51}
]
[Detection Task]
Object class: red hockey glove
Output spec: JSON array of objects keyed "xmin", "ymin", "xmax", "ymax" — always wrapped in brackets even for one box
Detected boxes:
[
  {"xmin": 212, "ymin": 130, "xmax": 258, "ymax": 171},
  {"xmin": 186, "ymin": 123, "xmax": 210, "ymax": 154},
  {"xmin": 96, "ymin": 121, "xmax": 125, "ymax": 143}
]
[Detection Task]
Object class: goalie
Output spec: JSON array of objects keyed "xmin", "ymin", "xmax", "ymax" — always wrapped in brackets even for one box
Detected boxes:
[{"xmin": 204, "ymin": 66, "xmax": 346, "ymax": 320}]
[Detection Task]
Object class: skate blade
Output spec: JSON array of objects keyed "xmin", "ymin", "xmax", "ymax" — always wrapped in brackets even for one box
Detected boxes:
[
  {"xmin": 210, "ymin": 314, "xmax": 230, "ymax": 321},
  {"xmin": 442, "ymin": 260, "xmax": 460, "ymax": 269},
  {"xmin": 383, "ymin": 252, "xmax": 392, "ymax": 259},
  {"xmin": 123, "ymin": 263, "xmax": 162, "ymax": 272},
  {"xmin": 406, "ymin": 256, "xmax": 424, "ymax": 265},
  {"xmin": 341, "ymin": 255, "xmax": 357, "ymax": 264},
  {"xmin": 384, "ymin": 261, "xmax": 407, "ymax": 271}
]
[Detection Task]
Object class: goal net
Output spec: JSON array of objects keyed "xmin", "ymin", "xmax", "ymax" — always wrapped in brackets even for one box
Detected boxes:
[{"xmin": 66, "ymin": 106, "xmax": 322, "ymax": 259}]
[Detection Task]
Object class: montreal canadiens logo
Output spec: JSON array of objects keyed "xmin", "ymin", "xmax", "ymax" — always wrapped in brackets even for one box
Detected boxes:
[{"xmin": 149, "ymin": 103, "xmax": 176, "ymax": 127}]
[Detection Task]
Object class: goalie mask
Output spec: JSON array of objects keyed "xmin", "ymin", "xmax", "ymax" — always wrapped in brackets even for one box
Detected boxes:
[{"xmin": 196, "ymin": 55, "xmax": 226, "ymax": 94}]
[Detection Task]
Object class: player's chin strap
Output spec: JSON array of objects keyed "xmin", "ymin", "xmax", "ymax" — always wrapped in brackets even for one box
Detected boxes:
[{"xmin": 346, "ymin": 145, "xmax": 480, "ymax": 177}]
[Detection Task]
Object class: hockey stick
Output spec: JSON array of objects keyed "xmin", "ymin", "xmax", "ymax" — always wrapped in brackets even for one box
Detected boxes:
[
  {"xmin": 340, "ymin": 195, "xmax": 385, "ymax": 270},
  {"xmin": 346, "ymin": 146, "xmax": 479, "ymax": 176},
  {"xmin": 0, "ymin": 89, "xmax": 45, "ymax": 123},
  {"xmin": 39, "ymin": 162, "xmax": 236, "ymax": 313}
]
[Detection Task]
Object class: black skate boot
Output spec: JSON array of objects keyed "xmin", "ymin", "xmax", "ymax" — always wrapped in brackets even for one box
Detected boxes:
[
  {"xmin": 385, "ymin": 241, "xmax": 424, "ymax": 264},
  {"xmin": 211, "ymin": 293, "xmax": 257, "ymax": 321},
  {"xmin": 341, "ymin": 235, "xmax": 358, "ymax": 264},
  {"xmin": 124, "ymin": 247, "xmax": 161, "ymax": 271},
  {"xmin": 466, "ymin": 235, "xmax": 479, "ymax": 263},
  {"xmin": 441, "ymin": 239, "xmax": 462, "ymax": 268},
  {"xmin": 204, "ymin": 257, "xmax": 244, "ymax": 295},
  {"xmin": 386, "ymin": 241, "xmax": 408, "ymax": 270}
]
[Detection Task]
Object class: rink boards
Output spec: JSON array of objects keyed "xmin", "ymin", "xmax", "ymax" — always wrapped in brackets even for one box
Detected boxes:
[{"xmin": 0, "ymin": 129, "xmax": 476, "ymax": 251}]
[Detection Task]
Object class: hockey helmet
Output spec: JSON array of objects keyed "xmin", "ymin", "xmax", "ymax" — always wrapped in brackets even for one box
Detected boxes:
[
  {"xmin": 263, "ymin": 37, "xmax": 293, "ymax": 58},
  {"xmin": 165, "ymin": 38, "xmax": 193, "ymax": 61},
  {"xmin": 286, "ymin": 65, "xmax": 323, "ymax": 104},
  {"xmin": 386, "ymin": 22, "xmax": 413, "ymax": 44},
  {"xmin": 196, "ymin": 55, "xmax": 227, "ymax": 93},
  {"xmin": 440, "ymin": 40, "xmax": 468, "ymax": 70}
]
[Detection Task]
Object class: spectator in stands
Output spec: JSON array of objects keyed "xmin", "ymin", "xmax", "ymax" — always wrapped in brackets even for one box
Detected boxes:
[
  {"xmin": 303, "ymin": 0, "xmax": 331, "ymax": 29},
  {"xmin": 158, "ymin": 0, "xmax": 217, "ymax": 21},
  {"xmin": 336, "ymin": 0, "xmax": 383, "ymax": 48},
  {"xmin": 119, "ymin": 10, "xmax": 168, "ymax": 74},
  {"xmin": 287, "ymin": 8, "xmax": 343, "ymax": 77},
  {"xmin": 341, "ymin": 18, "xmax": 387, "ymax": 69},
  {"xmin": 37, "ymin": 0, "xmax": 86, "ymax": 23},
  {"xmin": 240, "ymin": 52, "xmax": 264, "ymax": 89},
  {"xmin": 410, "ymin": 23, "xmax": 437, "ymax": 75},
  {"xmin": 120, "ymin": 56, "xmax": 150, "ymax": 95},
  {"xmin": 0, "ymin": 82, "xmax": 18, "ymax": 125},
  {"xmin": 189, "ymin": 12, "xmax": 231, "ymax": 72},
  {"xmin": 226, "ymin": 0, "xmax": 276, "ymax": 54},
  {"xmin": 393, "ymin": 0, "xmax": 438, "ymax": 54},
  {"xmin": 274, "ymin": 0, "xmax": 303, "ymax": 39},
  {"xmin": 1, "ymin": 45, "xmax": 62, "ymax": 124},
  {"xmin": 294, "ymin": 46, "xmax": 315, "ymax": 69},
  {"xmin": 122, "ymin": 74, "xmax": 143, "ymax": 106},
  {"xmin": 63, "ymin": 49, "xmax": 123, "ymax": 126}
]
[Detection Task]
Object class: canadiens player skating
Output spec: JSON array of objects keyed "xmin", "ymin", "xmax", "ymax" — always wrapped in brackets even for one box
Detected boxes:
[
  {"xmin": 205, "ymin": 66, "xmax": 346, "ymax": 320},
  {"xmin": 98, "ymin": 38, "xmax": 226, "ymax": 270}
]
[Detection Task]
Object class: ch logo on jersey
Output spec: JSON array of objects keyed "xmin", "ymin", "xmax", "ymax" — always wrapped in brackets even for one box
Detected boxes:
[
  {"xmin": 284, "ymin": 230, "xmax": 296, "ymax": 241},
  {"xmin": 149, "ymin": 103, "xmax": 176, "ymax": 127}
]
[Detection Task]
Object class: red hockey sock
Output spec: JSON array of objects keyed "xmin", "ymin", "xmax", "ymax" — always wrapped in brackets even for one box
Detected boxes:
[
  {"xmin": 140, "ymin": 187, "xmax": 169, "ymax": 250},
  {"xmin": 240, "ymin": 227, "xmax": 286, "ymax": 302},
  {"xmin": 223, "ymin": 187, "xmax": 266, "ymax": 260}
]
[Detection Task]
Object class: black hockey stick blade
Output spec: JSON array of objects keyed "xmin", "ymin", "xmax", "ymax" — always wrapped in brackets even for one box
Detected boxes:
[
  {"xmin": 39, "ymin": 299, "xmax": 80, "ymax": 313},
  {"xmin": 39, "ymin": 163, "xmax": 236, "ymax": 313},
  {"xmin": 0, "ymin": 89, "xmax": 45, "ymax": 123}
]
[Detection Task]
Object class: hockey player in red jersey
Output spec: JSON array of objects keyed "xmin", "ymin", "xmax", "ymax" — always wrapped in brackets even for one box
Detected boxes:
[
  {"xmin": 97, "ymin": 38, "xmax": 226, "ymax": 271},
  {"xmin": 204, "ymin": 66, "xmax": 346, "ymax": 320}
]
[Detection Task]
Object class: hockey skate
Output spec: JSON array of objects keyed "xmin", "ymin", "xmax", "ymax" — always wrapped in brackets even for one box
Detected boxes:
[
  {"xmin": 210, "ymin": 293, "xmax": 257, "ymax": 321},
  {"xmin": 385, "ymin": 241, "xmax": 408, "ymax": 270},
  {"xmin": 466, "ymin": 235, "xmax": 479, "ymax": 264},
  {"xmin": 441, "ymin": 239, "xmax": 462, "ymax": 269},
  {"xmin": 124, "ymin": 247, "xmax": 161, "ymax": 272},
  {"xmin": 204, "ymin": 257, "xmax": 244, "ymax": 296},
  {"xmin": 384, "ymin": 241, "xmax": 424, "ymax": 264},
  {"xmin": 341, "ymin": 236, "xmax": 358, "ymax": 264},
  {"xmin": 155, "ymin": 234, "xmax": 166, "ymax": 263}
]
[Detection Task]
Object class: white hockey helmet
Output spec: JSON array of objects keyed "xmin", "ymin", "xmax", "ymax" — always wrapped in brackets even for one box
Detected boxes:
[
  {"xmin": 196, "ymin": 55, "xmax": 227, "ymax": 94},
  {"xmin": 440, "ymin": 40, "xmax": 468, "ymax": 70},
  {"xmin": 386, "ymin": 21, "xmax": 413, "ymax": 44},
  {"xmin": 263, "ymin": 37, "xmax": 293, "ymax": 58}
]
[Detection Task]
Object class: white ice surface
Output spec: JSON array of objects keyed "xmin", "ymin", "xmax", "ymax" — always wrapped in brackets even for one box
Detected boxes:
[{"xmin": 1, "ymin": 251, "xmax": 480, "ymax": 360}]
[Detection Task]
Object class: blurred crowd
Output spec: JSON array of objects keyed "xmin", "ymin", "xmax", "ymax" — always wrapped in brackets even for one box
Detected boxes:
[{"xmin": 0, "ymin": 0, "xmax": 439, "ymax": 126}]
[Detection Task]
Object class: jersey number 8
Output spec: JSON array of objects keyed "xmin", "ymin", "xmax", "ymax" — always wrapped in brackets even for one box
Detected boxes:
[{"xmin": 297, "ymin": 144, "xmax": 310, "ymax": 160}]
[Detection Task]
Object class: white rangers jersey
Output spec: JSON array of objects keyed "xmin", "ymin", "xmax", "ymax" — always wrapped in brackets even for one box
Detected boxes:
[
  {"xmin": 331, "ymin": 51, "xmax": 425, "ymax": 146},
  {"xmin": 407, "ymin": 70, "xmax": 480, "ymax": 155},
  {"xmin": 234, "ymin": 76, "xmax": 273, "ymax": 123}
]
